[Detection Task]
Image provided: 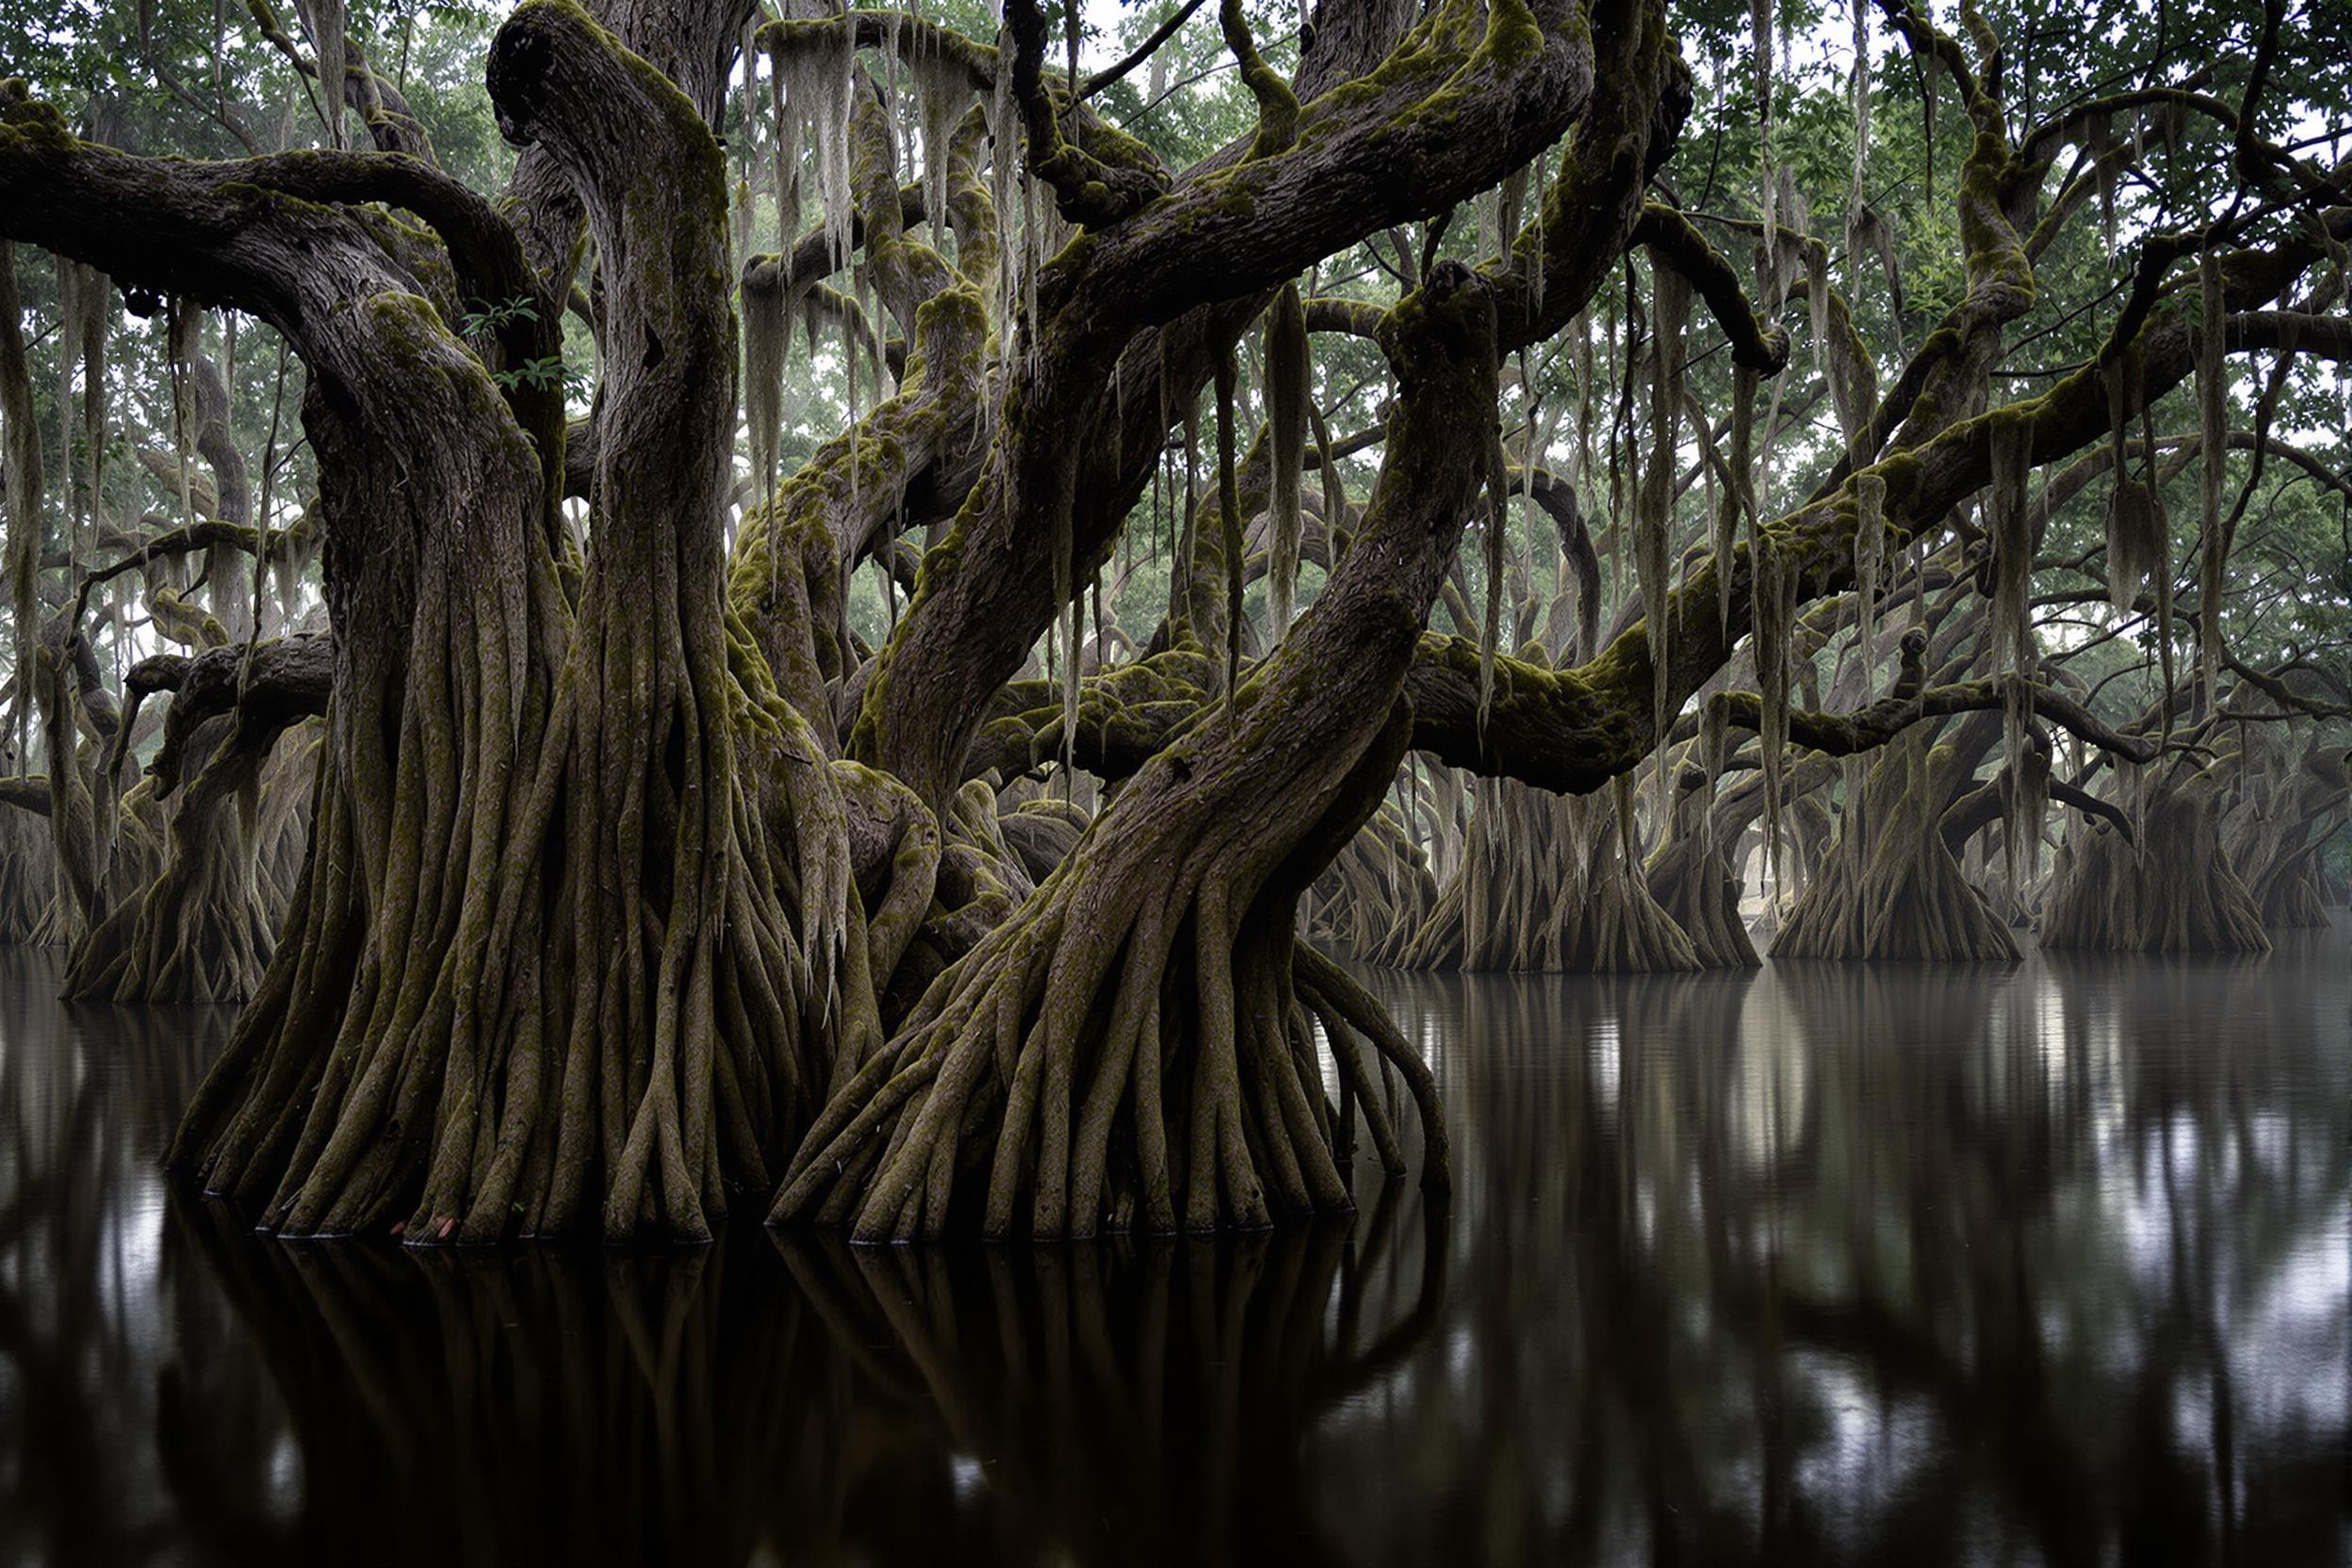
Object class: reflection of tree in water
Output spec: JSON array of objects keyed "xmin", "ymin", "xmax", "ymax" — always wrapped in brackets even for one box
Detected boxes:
[
  {"xmin": 776, "ymin": 1190, "xmax": 1445, "ymax": 1566},
  {"xmin": 0, "ymin": 947, "xmax": 232, "ymax": 1568},
  {"xmin": 8, "ymin": 953, "xmax": 2350, "ymax": 1566},
  {"xmin": 165, "ymin": 1201, "xmax": 875, "ymax": 1565},
  {"xmin": 139, "ymin": 1178, "xmax": 1445, "ymax": 1567},
  {"xmin": 1336, "ymin": 958, "xmax": 2352, "ymax": 1566}
]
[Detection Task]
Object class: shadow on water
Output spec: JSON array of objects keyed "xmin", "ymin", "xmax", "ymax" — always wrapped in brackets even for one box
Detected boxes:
[{"xmin": 4, "ymin": 939, "xmax": 2351, "ymax": 1564}]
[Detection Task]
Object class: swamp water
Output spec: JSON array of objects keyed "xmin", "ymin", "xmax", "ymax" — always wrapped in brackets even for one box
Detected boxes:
[{"xmin": 4, "ymin": 939, "xmax": 2348, "ymax": 1565}]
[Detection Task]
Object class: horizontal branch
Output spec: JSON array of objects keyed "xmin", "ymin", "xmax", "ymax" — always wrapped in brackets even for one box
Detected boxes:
[
  {"xmin": 144, "ymin": 634, "xmax": 332, "ymax": 795},
  {"xmin": 1633, "ymin": 203, "xmax": 1790, "ymax": 373},
  {"xmin": 1701, "ymin": 675, "xmax": 2162, "ymax": 765}
]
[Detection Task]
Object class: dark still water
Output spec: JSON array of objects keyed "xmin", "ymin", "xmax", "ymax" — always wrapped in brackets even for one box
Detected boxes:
[{"xmin": 4, "ymin": 940, "xmax": 2350, "ymax": 1567}]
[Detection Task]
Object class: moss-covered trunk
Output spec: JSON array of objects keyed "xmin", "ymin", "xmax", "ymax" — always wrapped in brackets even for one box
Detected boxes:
[
  {"xmin": 770, "ymin": 263, "xmax": 1501, "ymax": 1239},
  {"xmin": 165, "ymin": 0, "xmax": 858, "ymax": 1243}
]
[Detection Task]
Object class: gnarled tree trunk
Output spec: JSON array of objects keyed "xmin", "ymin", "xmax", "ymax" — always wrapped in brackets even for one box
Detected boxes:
[{"xmin": 768, "ymin": 264, "xmax": 1501, "ymax": 1240}]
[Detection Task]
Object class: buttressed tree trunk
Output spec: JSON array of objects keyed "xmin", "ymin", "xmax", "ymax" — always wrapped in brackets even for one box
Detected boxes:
[
  {"xmin": 0, "ymin": 0, "xmax": 856, "ymax": 1243},
  {"xmin": 1645, "ymin": 765, "xmax": 1760, "ymax": 969},
  {"xmin": 2039, "ymin": 758, "xmax": 2271, "ymax": 954},
  {"xmin": 63, "ymin": 637, "xmax": 328, "ymax": 1003},
  {"xmin": 769, "ymin": 265, "xmax": 1498, "ymax": 1239}
]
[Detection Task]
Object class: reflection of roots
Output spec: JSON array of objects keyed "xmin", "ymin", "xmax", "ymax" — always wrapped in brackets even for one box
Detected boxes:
[
  {"xmin": 164, "ymin": 1191, "xmax": 853, "ymax": 1565},
  {"xmin": 160, "ymin": 1180, "xmax": 1443, "ymax": 1563},
  {"xmin": 776, "ymin": 1186, "xmax": 1446, "ymax": 1560}
]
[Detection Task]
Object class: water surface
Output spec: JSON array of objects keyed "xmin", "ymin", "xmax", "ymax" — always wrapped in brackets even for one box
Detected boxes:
[{"xmin": 3, "ymin": 940, "xmax": 2348, "ymax": 1566}]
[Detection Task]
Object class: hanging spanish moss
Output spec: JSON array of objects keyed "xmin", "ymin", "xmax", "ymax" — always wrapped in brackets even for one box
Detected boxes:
[
  {"xmin": 298, "ymin": 0, "xmax": 347, "ymax": 149},
  {"xmin": 71, "ymin": 259, "xmax": 107, "ymax": 566},
  {"xmin": 743, "ymin": 266, "xmax": 788, "ymax": 505},
  {"xmin": 1718, "ymin": 364, "xmax": 1755, "ymax": 639},
  {"xmin": 52, "ymin": 256, "xmax": 79, "ymax": 548},
  {"xmin": 1215, "ymin": 345, "xmax": 1243, "ymax": 699},
  {"xmin": 2089, "ymin": 109, "xmax": 2118, "ymax": 250},
  {"xmin": 911, "ymin": 46, "xmax": 963, "ymax": 254},
  {"xmin": 1264, "ymin": 280, "xmax": 1310, "ymax": 645},
  {"xmin": 0, "ymin": 242, "xmax": 39, "ymax": 771},
  {"xmin": 1640, "ymin": 258, "xmax": 1687, "ymax": 767},
  {"xmin": 167, "ymin": 299, "xmax": 204, "ymax": 531},
  {"xmin": 1478, "ymin": 436, "xmax": 1508, "ymax": 728},
  {"xmin": 2196, "ymin": 249, "xmax": 2229, "ymax": 712},
  {"xmin": 1995, "ymin": 715, "xmax": 2050, "ymax": 912},
  {"xmin": 1853, "ymin": 470, "xmax": 1886, "ymax": 695},
  {"xmin": 2102, "ymin": 381, "xmax": 2164, "ymax": 611},
  {"xmin": 1823, "ymin": 288, "xmax": 1876, "ymax": 460},
  {"xmin": 1752, "ymin": 0, "xmax": 1775, "ymax": 244},
  {"xmin": 1984, "ymin": 416, "xmax": 2041, "ymax": 686},
  {"xmin": 1847, "ymin": 0, "xmax": 1871, "ymax": 283},
  {"xmin": 1984, "ymin": 414, "xmax": 2036, "ymax": 889},
  {"xmin": 1750, "ymin": 532, "xmax": 1798, "ymax": 894},
  {"xmin": 776, "ymin": 11, "xmax": 857, "ymax": 269}
]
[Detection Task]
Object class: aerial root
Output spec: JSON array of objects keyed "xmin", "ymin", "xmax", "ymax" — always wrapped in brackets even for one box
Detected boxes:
[
  {"xmin": 767, "ymin": 870, "xmax": 1445, "ymax": 1243},
  {"xmin": 169, "ymin": 558, "xmax": 858, "ymax": 1246}
]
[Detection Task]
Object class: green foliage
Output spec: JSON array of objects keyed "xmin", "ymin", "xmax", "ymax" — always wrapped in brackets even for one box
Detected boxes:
[
  {"xmin": 490, "ymin": 355, "xmax": 582, "ymax": 397},
  {"xmin": 459, "ymin": 294, "xmax": 538, "ymax": 341}
]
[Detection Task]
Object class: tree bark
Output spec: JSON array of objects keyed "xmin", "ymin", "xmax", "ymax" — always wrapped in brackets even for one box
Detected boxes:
[{"xmin": 771, "ymin": 261, "xmax": 1501, "ymax": 1238}]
